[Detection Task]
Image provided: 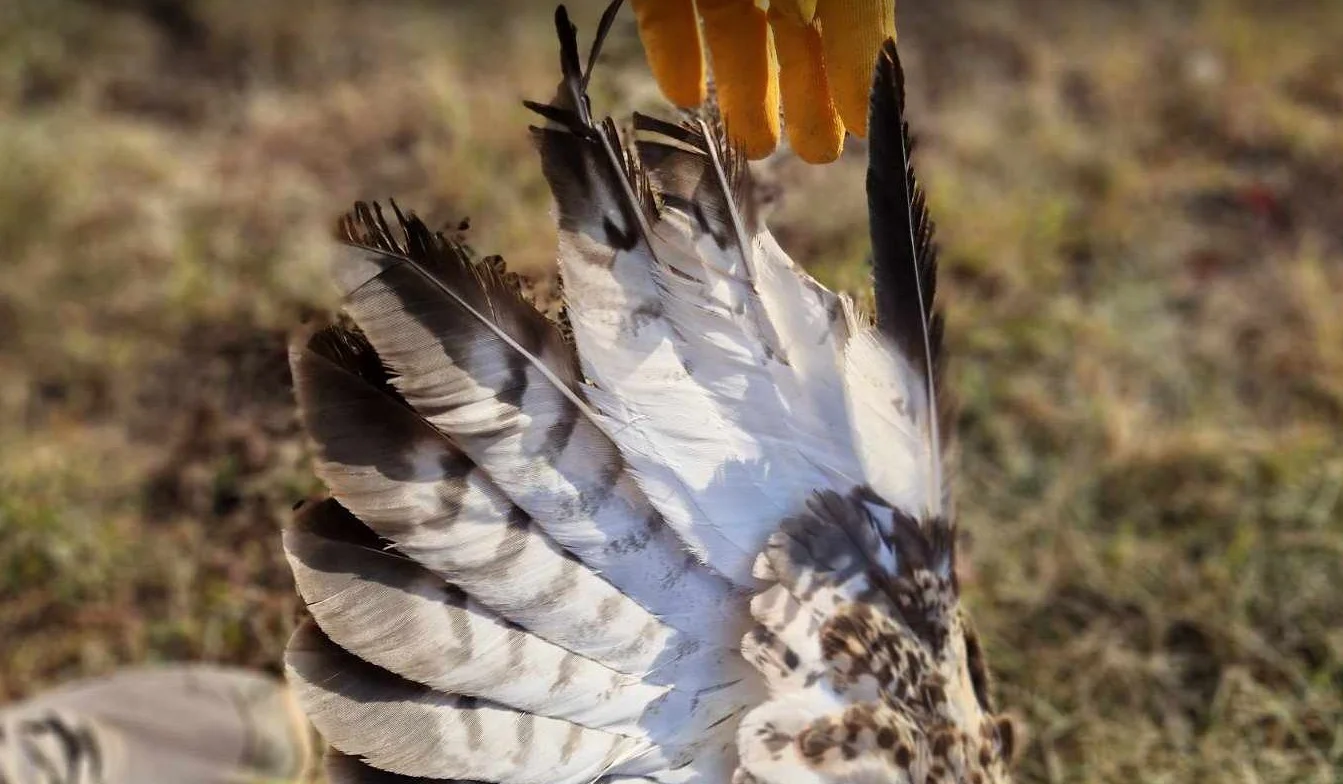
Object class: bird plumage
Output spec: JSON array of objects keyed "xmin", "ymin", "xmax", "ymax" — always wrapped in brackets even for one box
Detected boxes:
[{"xmin": 282, "ymin": 4, "xmax": 1016, "ymax": 783}]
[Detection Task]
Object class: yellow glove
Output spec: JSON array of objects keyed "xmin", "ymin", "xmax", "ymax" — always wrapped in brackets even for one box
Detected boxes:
[{"xmin": 630, "ymin": 0, "xmax": 895, "ymax": 164}]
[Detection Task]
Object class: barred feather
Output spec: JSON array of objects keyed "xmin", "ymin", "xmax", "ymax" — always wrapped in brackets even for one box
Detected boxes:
[
  {"xmin": 532, "ymin": 34, "xmax": 870, "ymax": 588},
  {"xmin": 861, "ymin": 37, "xmax": 953, "ymax": 517},
  {"xmin": 284, "ymin": 498, "xmax": 669, "ymax": 732},
  {"xmin": 329, "ymin": 204, "xmax": 741, "ymax": 646},
  {"xmin": 631, "ymin": 114, "xmax": 859, "ymax": 480},
  {"xmin": 281, "ymin": 6, "xmax": 1014, "ymax": 784},
  {"xmin": 288, "ymin": 620, "xmax": 662, "ymax": 784},
  {"xmin": 291, "ymin": 327, "xmax": 683, "ymax": 675}
]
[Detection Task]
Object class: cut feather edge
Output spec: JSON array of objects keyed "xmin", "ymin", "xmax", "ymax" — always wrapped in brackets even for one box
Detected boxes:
[
  {"xmin": 528, "ymin": 54, "xmax": 787, "ymax": 585},
  {"xmin": 334, "ymin": 201, "xmax": 600, "ymax": 426},
  {"xmin": 631, "ymin": 112, "xmax": 790, "ymax": 365},
  {"xmin": 332, "ymin": 202, "xmax": 747, "ymax": 630},
  {"xmin": 283, "ymin": 497, "xmax": 674, "ymax": 736},
  {"xmin": 525, "ymin": 6, "xmax": 660, "ymax": 244},
  {"xmin": 285, "ymin": 619, "xmax": 669, "ymax": 784},
  {"xmin": 527, "ymin": 126, "xmax": 780, "ymax": 583},
  {"xmin": 580, "ymin": 0, "xmax": 625, "ymax": 96},
  {"xmin": 629, "ymin": 112, "xmax": 860, "ymax": 482},
  {"xmin": 527, "ymin": 4, "xmax": 866, "ymax": 586},
  {"xmin": 866, "ymin": 39, "xmax": 948, "ymax": 518},
  {"xmin": 288, "ymin": 328, "xmax": 694, "ymax": 678}
]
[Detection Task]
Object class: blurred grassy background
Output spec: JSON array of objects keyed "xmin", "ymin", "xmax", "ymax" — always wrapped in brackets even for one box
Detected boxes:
[{"xmin": 2, "ymin": 0, "xmax": 1341, "ymax": 781}]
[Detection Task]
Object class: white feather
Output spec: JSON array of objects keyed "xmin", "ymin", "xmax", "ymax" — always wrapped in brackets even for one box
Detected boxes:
[{"xmin": 842, "ymin": 328, "xmax": 941, "ymax": 517}]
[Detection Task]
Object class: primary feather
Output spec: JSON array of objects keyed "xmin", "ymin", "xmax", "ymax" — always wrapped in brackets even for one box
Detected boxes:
[{"xmin": 281, "ymin": 5, "xmax": 1016, "ymax": 783}]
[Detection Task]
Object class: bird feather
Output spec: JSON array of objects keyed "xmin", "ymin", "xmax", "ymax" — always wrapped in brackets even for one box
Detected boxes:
[
  {"xmin": 285, "ymin": 498, "xmax": 669, "ymax": 733},
  {"xmin": 281, "ymin": 7, "xmax": 1016, "ymax": 784},
  {"xmin": 290, "ymin": 326, "xmax": 684, "ymax": 676},
  {"xmin": 332, "ymin": 203, "xmax": 742, "ymax": 645}
]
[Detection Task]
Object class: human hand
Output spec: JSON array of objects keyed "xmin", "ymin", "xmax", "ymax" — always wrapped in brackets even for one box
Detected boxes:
[{"xmin": 630, "ymin": 0, "xmax": 896, "ymax": 163}]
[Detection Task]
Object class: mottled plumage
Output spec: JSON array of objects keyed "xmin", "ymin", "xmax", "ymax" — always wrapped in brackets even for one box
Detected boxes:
[{"xmin": 282, "ymin": 5, "xmax": 1016, "ymax": 783}]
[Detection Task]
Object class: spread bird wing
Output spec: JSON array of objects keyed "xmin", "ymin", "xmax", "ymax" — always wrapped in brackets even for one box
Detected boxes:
[{"xmin": 282, "ymin": 4, "xmax": 1015, "ymax": 783}]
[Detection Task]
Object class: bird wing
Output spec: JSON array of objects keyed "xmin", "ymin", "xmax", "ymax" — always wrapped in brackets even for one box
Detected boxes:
[{"xmin": 282, "ymin": 5, "xmax": 1015, "ymax": 784}]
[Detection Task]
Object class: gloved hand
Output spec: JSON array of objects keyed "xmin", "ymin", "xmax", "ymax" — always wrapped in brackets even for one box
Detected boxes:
[{"xmin": 631, "ymin": 0, "xmax": 895, "ymax": 164}]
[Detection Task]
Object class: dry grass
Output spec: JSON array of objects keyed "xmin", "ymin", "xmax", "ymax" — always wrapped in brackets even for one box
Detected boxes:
[{"xmin": 2, "ymin": 0, "xmax": 1341, "ymax": 781}]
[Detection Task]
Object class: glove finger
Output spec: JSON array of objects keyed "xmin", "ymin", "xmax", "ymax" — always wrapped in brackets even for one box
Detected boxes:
[
  {"xmin": 699, "ymin": 0, "xmax": 781, "ymax": 159},
  {"xmin": 816, "ymin": 0, "xmax": 896, "ymax": 137},
  {"xmin": 769, "ymin": 7, "xmax": 844, "ymax": 164},
  {"xmin": 631, "ymin": 0, "xmax": 706, "ymax": 108},
  {"xmin": 770, "ymin": 0, "xmax": 819, "ymax": 25}
]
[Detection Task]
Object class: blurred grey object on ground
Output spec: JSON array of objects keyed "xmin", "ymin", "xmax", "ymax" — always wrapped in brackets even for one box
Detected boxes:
[{"xmin": 0, "ymin": 665, "xmax": 313, "ymax": 784}]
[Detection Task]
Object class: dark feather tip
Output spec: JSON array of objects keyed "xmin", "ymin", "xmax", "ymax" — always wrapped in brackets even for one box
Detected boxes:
[
  {"xmin": 866, "ymin": 41, "xmax": 943, "ymax": 376},
  {"xmin": 582, "ymin": 0, "xmax": 625, "ymax": 93},
  {"xmin": 337, "ymin": 199, "xmax": 561, "ymax": 334}
]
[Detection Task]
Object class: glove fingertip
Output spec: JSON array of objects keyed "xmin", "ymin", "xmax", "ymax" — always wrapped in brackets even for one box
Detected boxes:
[
  {"xmin": 701, "ymin": 0, "xmax": 782, "ymax": 159},
  {"xmin": 817, "ymin": 0, "xmax": 897, "ymax": 137},
  {"xmin": 632, "ymin": 0, "xmax": 708, "ymax": 108},
  {"xmin": 771, "ymin": 10, "xmax": 844, "ymax": 164}
]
